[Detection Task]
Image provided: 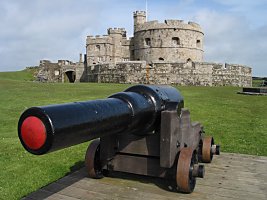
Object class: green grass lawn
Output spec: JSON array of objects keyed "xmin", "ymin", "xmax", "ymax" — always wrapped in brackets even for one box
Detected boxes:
[{"xmin": 0, "ymin": 70, "xmax": 266, "ymax": 199}]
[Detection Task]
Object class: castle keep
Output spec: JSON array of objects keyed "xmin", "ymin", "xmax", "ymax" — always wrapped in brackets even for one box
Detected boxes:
[
  {"xmin": 87, "ymin": 11, "xmax": 204, "ymax": 64},
  {"xmin": 37, "ymin": 11, "xmax": 252, "ymax": 86}
]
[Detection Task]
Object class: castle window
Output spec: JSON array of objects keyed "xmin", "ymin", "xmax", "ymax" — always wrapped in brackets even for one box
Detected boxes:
[
  {"xmin": 96, "ymin": 45, "xmax": 100, "ymax": 51},
  {"xmin": 145, "ymin": 38, "xmax": 151, "ymax": 46},
  {"xmin": 159, "ymin": 57, "xmax": 164, "ymax": 61},
  {"xmin": 172, "ymin": 37, "xmax": 180, "ymax": 46},
  {"xmin": 196, "ymin": 40, "xmax": 201, "ymax": 48}
]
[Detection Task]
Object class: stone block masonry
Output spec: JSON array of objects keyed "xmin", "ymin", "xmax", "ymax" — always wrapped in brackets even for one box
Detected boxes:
[
  {"xmin": 37, "ymin": 10, "xmax": 252, "ymax": 87},
  {"xmin": 87, "ymin": 61, "xmax": 252, "ymax": 87}
]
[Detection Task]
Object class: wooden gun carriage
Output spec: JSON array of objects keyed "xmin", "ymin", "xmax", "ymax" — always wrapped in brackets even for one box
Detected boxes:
[{"xmin": 18, "ymin": 85, "xmax": 219, "ymax": 193}]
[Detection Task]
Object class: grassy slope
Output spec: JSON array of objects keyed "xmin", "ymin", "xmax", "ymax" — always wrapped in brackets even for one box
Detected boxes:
[
  {"xmin": 0, "ymin": 70, "xmax": 266, "ymax": 199},
  {"xmin": 0, "ymin": 68, "xmax": 37, "ymax": 81}
]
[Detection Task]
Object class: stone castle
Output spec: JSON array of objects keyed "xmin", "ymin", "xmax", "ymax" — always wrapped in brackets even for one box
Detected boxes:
[{"xmin": 37, "ymin": 11, "xmax": 252, "ymax": 86}]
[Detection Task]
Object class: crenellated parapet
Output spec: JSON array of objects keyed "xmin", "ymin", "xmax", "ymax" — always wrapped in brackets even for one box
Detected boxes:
[
  {"xmin": 86, "ymin": 35, "xmax": 112, "ymax": 45},
  {"xmin": 133, "ymin": 14, "xmax": 204, "ymax": 63},
  {"xmin": 134, "ymin": 19, "xmax": 203, "ymax": 33},
  {"xmin": 107, "ymin": 28, "xmax": 127, "ymax": 36},
  {"xmin": 37, "ymin": 10, "xmax": 252, "ymax": 86},
  {"xmin": 133, "ymin": 11, "xmax": 146, "ymax": 17}
]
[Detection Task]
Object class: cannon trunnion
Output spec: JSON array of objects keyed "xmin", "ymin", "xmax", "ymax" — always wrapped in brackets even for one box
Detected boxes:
[{"xmin": 18, "ymin": 85, "xmax": 219, "ymax": 193}]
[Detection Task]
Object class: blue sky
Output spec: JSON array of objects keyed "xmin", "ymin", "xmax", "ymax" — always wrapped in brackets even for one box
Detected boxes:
[{"xmin": 0, "ymin": 0, "xmax": 266, "ymax": 76}]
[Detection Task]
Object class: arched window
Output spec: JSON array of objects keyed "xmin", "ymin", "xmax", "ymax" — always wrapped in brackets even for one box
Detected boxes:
[
  {"xmin": 145, "ymin": 38, "xmax": 151, "ymax": 46},
  {"xmin": 159, "ymin": 57, "xmax": 164, "ymax": 61},
  {"xmin": 96, "ymin": 45, "xmax": 100, "ymax": 50},
  {"xmin": 196, "ymin": 40, "xmax": 201, "ymax": 48},
  {"xmin": 172, "ymin": 37, "xmax": 180, "ymax": 46}
]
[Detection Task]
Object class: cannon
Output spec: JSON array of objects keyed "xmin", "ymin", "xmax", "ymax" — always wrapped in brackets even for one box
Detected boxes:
[{"xmin": 18, "ymin": 85, "xmax": 220, "ymax": 193}]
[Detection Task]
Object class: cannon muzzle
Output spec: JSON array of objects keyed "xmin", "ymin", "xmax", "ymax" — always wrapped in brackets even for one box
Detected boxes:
[{"xmin": 18, "ymin": 85, "xmax": 184, "ymax": 155}]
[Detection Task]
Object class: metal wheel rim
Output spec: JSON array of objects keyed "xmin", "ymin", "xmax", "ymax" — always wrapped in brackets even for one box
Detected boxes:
[
  {"xmin": 85, "ymin": 139, "xmax": 102, "ymax": 178},
  {"xmin": 176, "ymin": 147, "xmax": 196, "ymax": 193},
  {"xmin": 202, "ymin": 136, "xmax": 214, "ymax": 163}
]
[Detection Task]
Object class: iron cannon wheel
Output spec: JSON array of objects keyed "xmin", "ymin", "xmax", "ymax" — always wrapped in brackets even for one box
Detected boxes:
[
  {"xmin": 201, "ymin": 136, "xmax": 214, "ymax": 163},
  {"xmin": 176, "ymin": 147, "xmax": 197, "ymax": 193},
  {"xmin": 85, "ymin": 139, "xmax": 103, "ymax": 179}
]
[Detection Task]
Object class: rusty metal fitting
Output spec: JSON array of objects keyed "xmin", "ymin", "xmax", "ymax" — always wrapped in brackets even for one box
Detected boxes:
[
  {"xmin": 192, "ymin": 164, "xmax": 205, "ymax": 178},
  {"xmin": 211, "ymin": 144, "xmax": 220, "ymax": 155}
]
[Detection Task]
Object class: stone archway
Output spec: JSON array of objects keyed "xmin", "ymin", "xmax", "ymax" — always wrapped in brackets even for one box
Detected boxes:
[{"xmin": 65, "ymin": 71, "xmax": 76, "ymax": 83}]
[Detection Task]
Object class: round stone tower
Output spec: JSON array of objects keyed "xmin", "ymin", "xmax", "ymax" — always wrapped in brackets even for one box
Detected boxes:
[{"xmin": 133, "ymin": 12, "xmax": 204, "ymax": 63}]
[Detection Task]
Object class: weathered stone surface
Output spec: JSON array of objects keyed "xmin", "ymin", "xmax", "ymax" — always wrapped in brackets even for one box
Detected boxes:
[
  {"xmin": 86, "ymin": 11, "xmax": 204, "ymax": 65},
  {"xmin": 87, "ymin": 61, "xmax": 252, "ymax": 87},
  {"xmin": 36, "ymin": 59, "xmax": 87, "ymax": 83},
  {"xmin": 37, "ymin": 10, "xmax": 252, "ymax": 87}
]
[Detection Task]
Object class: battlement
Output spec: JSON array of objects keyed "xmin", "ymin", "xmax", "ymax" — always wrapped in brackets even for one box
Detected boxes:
[
  {"xmin": 108, "ymin": 28, "xmax": 126, "ymax": 35},
  {"xmin": 40, "ymin": 60, "xmax": 51, "ymax": 64},
  {"xmin": 164, "ymin": 20, "xmax": 184, "ymax": 25},
  {"xmin": 58, "ymin": 60, "xmax": 74, "ymax": 65},
  {"xmin": 188, "ymin": 21, "xmax": 201, "ymax": 29},
  {"xmin": 38, "ymin": 10, "xmax": 252, "ymax": 86},
  {"xmin": 86, "ymin": 34, "xmax": 112, "ymax": 45},
  {"xmin": 133, "ymin": 11, "xmax": 146, "ymax": 17},
  {"xmin": 87, "ymin": 35, "xmax": 109, "ymax": 39},
  {"xmin": 145, "ymin": 20, "xmax": 159, "ymax": 25},
  {"xmin": 135, "ymin": 19, "xmax": 203, "ymax": 33},
  {"xmin": 86, "ymin": 27, "xmax": 127, "ymax": 42}
]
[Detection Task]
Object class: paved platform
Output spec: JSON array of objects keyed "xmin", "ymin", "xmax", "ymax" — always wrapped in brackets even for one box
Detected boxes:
[{"xmin": 23, "ymin": 153, "xmax": 267, "ymax": 200}]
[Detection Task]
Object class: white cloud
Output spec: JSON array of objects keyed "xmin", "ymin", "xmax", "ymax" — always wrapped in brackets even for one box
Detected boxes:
[
  {"xmin": 193, "ymin": 9, "xmax": 267, "ymax": 76},
  {"xmin": 212, "ymin": 0, "xmax": 266, "ymax": 8},
  {"xmin": 0, "ymin": 0, "xmax": 105, "ymax": 69},
  {"xmin": 0, "ymin": 0, "xmax": 266, "ymax": 76}
]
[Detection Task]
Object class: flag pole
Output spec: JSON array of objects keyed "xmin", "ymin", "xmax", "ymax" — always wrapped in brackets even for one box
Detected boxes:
[{"xmin": 146, "ymin": 0, "xmax": 148, "ymax": 21}]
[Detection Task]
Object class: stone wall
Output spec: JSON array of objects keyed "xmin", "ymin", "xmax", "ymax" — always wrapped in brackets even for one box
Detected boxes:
[
  {"xmin": 37, "ymin": 60, "xmax": 62, "ymax": 82},
  {"xmin": 86, "ymin": 61, "xmax": 252, "ymax": 87},
  {"xmin": 36, "ymin": 10, "xmax": 253, "ymax": 87},
  {"xmin": 36, "ymin": 59, "xmax": 87, "ymax": 83},
  {"xmin": 87, "ymin": 61, "xmax": 147, "ymax": 83},
  {"xmin": 86, "ymin": 11, "xmax": 204, "ymax": 66},
  {"xmin": 133, "ymin": 20, "xmax": 204, "ymax": 63},
  {"xmin": 86, "ymin": 28, "xmax": 131, "ymax": 66}
]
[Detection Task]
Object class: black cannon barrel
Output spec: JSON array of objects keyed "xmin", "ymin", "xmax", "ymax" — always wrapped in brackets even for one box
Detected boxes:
[{"xmin": 18, "ymin": 85, "xmax": 184, "ymax": 155}]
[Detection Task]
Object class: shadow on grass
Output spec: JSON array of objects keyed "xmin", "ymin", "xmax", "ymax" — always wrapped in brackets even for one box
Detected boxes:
[{"xmin": 65, "ymin": 161, "xmax": 85, "ymax": 176}]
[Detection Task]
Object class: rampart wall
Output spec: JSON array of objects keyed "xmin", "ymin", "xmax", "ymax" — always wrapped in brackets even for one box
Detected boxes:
[
  {"xmin": 87, "ymin": 61, "xmax": 252, "ymax": 87},
  {"xmin": 37, "ymin": 59, "xmax": 86, "ymax": 83},
  {"xmin": 36, "ymin": 10, "xmax": 253, "ymax": 87}
]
